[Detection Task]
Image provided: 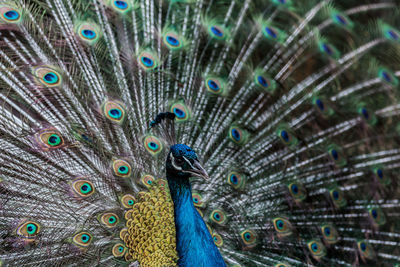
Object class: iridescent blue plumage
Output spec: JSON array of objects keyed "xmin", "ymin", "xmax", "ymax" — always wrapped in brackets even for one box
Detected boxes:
[{"xmin": 166, "ymin": 144, "xmax": 226, "ymax": 267}]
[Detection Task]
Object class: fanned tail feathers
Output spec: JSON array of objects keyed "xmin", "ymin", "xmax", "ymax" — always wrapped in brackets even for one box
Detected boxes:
[{"xmin": 0, "ymin": 0, "xmax": 400, "ymax": 266}]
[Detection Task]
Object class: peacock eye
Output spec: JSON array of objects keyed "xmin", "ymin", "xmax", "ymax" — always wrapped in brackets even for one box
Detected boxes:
[{"xmin": 175, "ymin": 157, "xmax": 184, "ymax": 166}]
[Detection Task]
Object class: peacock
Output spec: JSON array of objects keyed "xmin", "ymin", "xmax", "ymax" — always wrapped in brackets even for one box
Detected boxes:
[{"xmin": 1, "ymin": 0, "xmax": 400, "ymax": 266}]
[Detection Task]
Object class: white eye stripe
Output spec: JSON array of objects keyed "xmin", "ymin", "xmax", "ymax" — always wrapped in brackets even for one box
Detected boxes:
[
  {"xmin": 171, "ymin": 154, "xmax": 182, "ymax": 170},
  {"xmin": 182, "ymin": 156, "xmax": 194, "ymax": 169}
]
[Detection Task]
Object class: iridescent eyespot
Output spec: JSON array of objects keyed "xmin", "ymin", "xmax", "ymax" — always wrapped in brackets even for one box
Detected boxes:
[
  {"xmin": 373, "ymin": 166, "xmax": 391, "ymax": 186},
  {"xmin": 228, "ymin": 126, "xmax": 248, "ymax": 145},
  {"xmin": 208, "ymin": 25, "xmax": 227, "ymax": 40},
  {"xmin": 205, "ymin": 77, "xmax": 226, "ymax": 95},
  {"xmin": 382, "ymin": 24, "xmax": 400, "ymax": 43},
  {"xmin": 318, "ymin": 41, "xmax": 340, "ymax": 59},
  {"xmin": 264, "ymin": 27, "xmax": 277, "ymax": 38},
  {"xmin": 121, "ymin": 194, "xmax": 136, "ymax": 208},
  {"xmin": 272, "ymin": 0, "xmax": 291, "ymax": 6},
  {"xmin": 102, "ymin": 100, "xmax": 126, "ymax": 123},
  {"xmin": 327, "ymin": 144, "xmax": 346, "ymax": 167},
  {"xmin": 72, "ymin": 232, "xmax": 92, "ymax": 247},
  {"xmin": 240, "ymin": 229, "xmax": 257, "ymax": 248},
  {"xmin": 33, "ymin": 66, "xmax": 62, "ymax": 87},
  {"xmin": 72, "ymin": 179, "xmax": 95, "ymax": 198},
  {"xmin": 212, "ymin": 232, "xmax": 223, "ymax": 247},
  {"xmin": 192, "ymin": 191, "xmax": 205, "ymax": 208},
  {"xmin": 331, "ymin": 12, "xmax": 353, "ymax": 28},
  {"xmin": 357, "ymin": 240, "xmax": 375, "ymax": 261},
  {"xmin": 112, "ymin": 243, "xmax": 127, "ymax": 257},
  {"xmin": 0, "ymin": 6, "xmax": 22, "ymax": 23},
  {"xmin": 253, "ymin": 70, "xmax": 277, "ymax": 93},
  {"xmin": 274, "ymin": 263, "xmax": 291, "ymax": 267},
  {"xmin": 329, "ymin": 187, "xmax": 346, "ymax": 208},
  {"xmin": 141, "ymin": 174, "xmax": 155, "ymax": 188},
  {"xmin": 307, "ymin": 240, "xmax": 326, "ymax": 260},
  {"xmin": 112, "ymin": 159, "xmax": 132, "ymax": 178},
  {"xmin": 288, "ymin": 182, "xmax": 306, "ymax": 202},
  {"xmin": 368, "ymin": 207, "xmax": 386, "ymax": 227},
  {"xmin": 357, "ymin": 104, "xmax": 377, "ymax": 126},
  {"xmin": 138, "ymin": 51, "xmax": 159, "ymax": 71},
  {"xmin": 36, "ymin": 129, "xmax": 64, "ymax": 150},
  {"xmin": 320, "ymin": 224, "xmax": 339, "ymax": 244},
  {"xmin": 111, "ymin": 0, "xmax": 132, "ymax": 13},
  {"xmin": 163, "ymin": 31, "xmax": 184, "ymax": 50},
  {"xmin": 210, "ymin": 209, "xmax": 227, "ymax": 225},
  {"xmin": 76, "ymin": 22, "xmax": 101, "ymax": 45},
  {"xmin": 261, "ymin": 24, "xmax": 286, "ymax": 43},
  {"xmin": 316, "ymin": 98, "xmax": 324, "ymax": 111},
  {"xmin": 378, "ymin": 68, "xmax": 398, "ymax": 87},
  {"xmin": 16, "ymin": 221, "xmax": 40, "ymax": 239},
  {"xmin": 272, "ymin": 217, "xmax": 292, "ymax": 237},
  {"xmin": 276, "ymin": 126, "xmax": 298, "ymax": 148},
  {"xmin": 170, "ymin": 101, "xmax": 191, "ymax": 122},
  {"xmin": 100, "ymin": 212, "xmax": 119, "ymax": 228},
  {"xmin": 226, "ymin": 171, "xmax": 246, "ymax": 190},
  {"xmin": 312, "ymin": 96, "xmax": 334, "ymax": 116},
  {"xmin": 143, "ymin": 135, "xmax": 163, "ymax": 156},
  {"xmin": 157, "ymin": 179, "xmax": 167, "ymax": 188}
]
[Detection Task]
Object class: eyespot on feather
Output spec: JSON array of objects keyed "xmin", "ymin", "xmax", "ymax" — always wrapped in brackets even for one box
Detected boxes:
[
  {"xmin": 112, "ymin": 159, "xmax": 132, "ymax": 178},
  {"xmin": 141, "ymin": 174, "xmax": 155, "ymax": 188},
  {"xmin": 205, "ymin": 76, "xmax": 226, "ymax": 95},
  {"xmin": 368, "ymin": 207, "xmax": 386, "ymax": 227},
  {"xmin": 163, "ymin": 30, "xmax": 184, "ymax": 50},
  {"xmin": 212, "ymin": 232, "xmax": 223, "ymax": 247},
  {"xmin": 320, "ymin": 224, "xmax": 339, "ymax": 244},
  {"xmin": 276, "ymin": 125, "xmax": 298, "ymax": 148},
  {"xmin": 288, "ymin": 182, "xmax": 306, "ymax": 203},
  {"xmin": 32, "ymin": 66, "xmax": 62, "ymax": 87},
  {"xmin": 35, "ymin": 129, "xmax": 65, "ymax": 150},
  {"xmin": 307, "ymin": 240, "xmax": 326, "ymax": 260},
  {"xmin": 112, "ymin": 243, "xmax": 127, "ymax": 257},
  {"xmin": 100, "ymin": 212, "xmax": 119, "ymax": 228},
  {"xmin": 170, "ymin": 101, "xmax": 191, "ymax": 122},
  {"xmin": 75, "ymin": 22, "xmax": 102, "ymax": 45},
  {"xmin": 329, "ymin": 187, "xmax": 346, "ymax": 209},
  {"xmin": 72, "ymin": 179, "xmax": 95, "ymax": 198},
  {"xmin": 143, "ymin": 135, "xmax": 163, "ymax": 156},
  {"xmin": 208, "ymin": 25, "xmax": 228, "ymax": 40},
  {"xmin": 137, "ymin": 51, "xmax": 159, "ymax": 71},
  {"xmin": 72, "ymin": 232, "xmax": 92, "ymax": 247},
  {"xmin": 240, "ymin": 229, "xmax": 257, "ymax": 248},
  {"xmin": 209, "ymin": 209, "xmax": 227, "ymax": 225},
  {"xmin": 0, "ymin": 5, "xmax": 22, "ymax": 24},
  {"xmin": 120, "ymin": 194, "xmax": 136, "ymax": 208},
  {"xmin": 102, "ymin": 100, "xmax": 126, "ymax": 123},
  {"xmin": 357, "ymin": 240, "xmax": 375, "ymax": 261},
  {"xmin": 327, "ymin": 144, "xmax": 346, "ymax": 167},
  {"xmin": 272, "ymin": 217, "xmax": 292, "ymax": 237},
  {"xmin": 228, "ymin": 126, "xmax": 249, "ymax": 145},
  {"xmin": 108, "ymin": 0, "xmax": 132, "ymax": 13},
  {"xmin": 16, "ymin": 221, "xmax": 40, "ymax": 239},
  {"xmin": 192, "ymin": 191, "xmax": 205, "ymax": 208},
  {"xmin": 226, "ymin": 171, "xmax": 246, "ymax": 190}
]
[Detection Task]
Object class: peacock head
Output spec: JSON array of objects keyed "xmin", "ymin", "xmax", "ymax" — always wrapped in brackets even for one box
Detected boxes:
[{"xmin": 166, "ymin": 144, "xmax": 209, "ymax": 180}]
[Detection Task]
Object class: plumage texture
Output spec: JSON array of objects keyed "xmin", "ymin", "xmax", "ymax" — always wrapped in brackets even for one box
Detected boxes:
[{"xmin": 0, "ymin": 0, "xmax": 400, "ymax": 266}]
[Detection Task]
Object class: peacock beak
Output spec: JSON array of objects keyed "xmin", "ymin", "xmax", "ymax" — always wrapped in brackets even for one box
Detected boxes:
[{"xmin": 186, "ymin": 160, "xmax": 210, "ymax": 180}]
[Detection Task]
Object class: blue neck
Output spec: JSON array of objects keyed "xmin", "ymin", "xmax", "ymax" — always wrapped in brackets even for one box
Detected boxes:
[{"xmin": 167, "ymin": 174, "xmax": 226, "ymax": 267}]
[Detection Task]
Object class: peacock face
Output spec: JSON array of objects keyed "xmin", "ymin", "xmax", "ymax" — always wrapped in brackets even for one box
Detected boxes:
[{"xmin": 166, "ymin": 144, "xmax": 209, "ymax": 180}]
